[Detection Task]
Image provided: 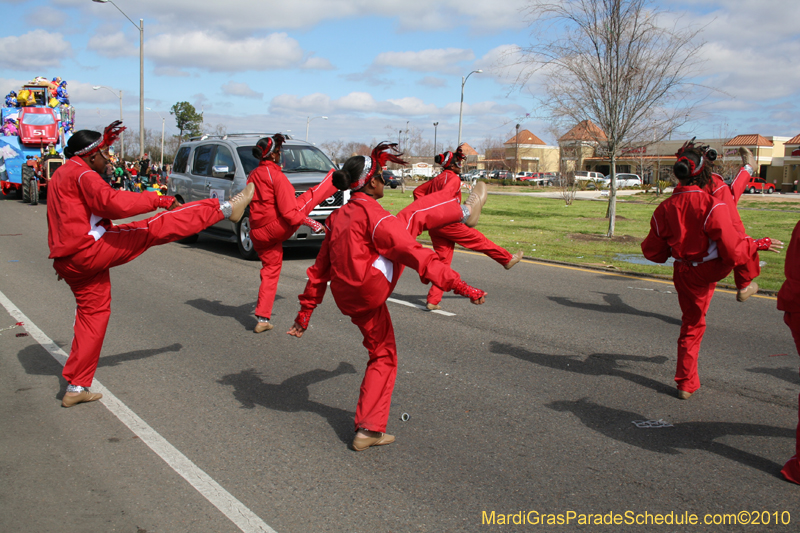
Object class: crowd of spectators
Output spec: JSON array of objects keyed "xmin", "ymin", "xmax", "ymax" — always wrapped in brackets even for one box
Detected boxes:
[{"xmin": 103, "ymin": 152, "xmax": 170, "ymax": 194}]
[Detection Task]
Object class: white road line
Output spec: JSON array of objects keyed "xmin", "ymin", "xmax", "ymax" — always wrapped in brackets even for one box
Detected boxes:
[
  {"xmin": 0, "ymin": 289, "xmax": 277, "ymax": 533},
  {"xmin": 386, "ymin": 297, "xmax": 456, "ymax": 316},
  {"xmin": 307, "ymin": 279, "xmax": 457, "ymax": 316}
]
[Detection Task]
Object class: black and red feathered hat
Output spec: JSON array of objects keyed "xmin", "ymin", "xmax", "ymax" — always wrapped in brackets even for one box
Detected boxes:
[
  {"xmin": 351, "ymin": 141, "xmax": 407, "ymax": 190},
  {"xmin": 436, "ymin": 144, "xmax": 467, "ymax": 169},
  {"xmin": 75, "ymin": 120, "xmax": 126, "ymax": 157},
  {"xmin": 674, "ymin": 137, "xmax": 717, "ymax": 178},
  {"xmin": 258, "ymin": 133, "xmax": 286, "ymax": 160}
]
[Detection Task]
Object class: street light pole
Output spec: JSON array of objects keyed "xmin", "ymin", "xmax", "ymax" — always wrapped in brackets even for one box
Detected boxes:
[
  {"xmin": 433, "ymin": 122, "xmax": 439, "ymax": 156},
  {"xmin": 305, "ymin": 115, "xmax": 328, "ymax": 141},
  {"xmin": 457, "ymin": 69, "xmax": 482, "ymax": 146},
  {"xmin": 92, "ymin": 0, "xmax": 144, "ymax": 158},
  {"xmin": 92, "ymin": 85, "xmax": 123, "ymax": 160}
]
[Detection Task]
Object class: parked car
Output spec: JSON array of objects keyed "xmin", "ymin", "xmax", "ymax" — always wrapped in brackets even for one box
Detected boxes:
[
  {"xmin": 381, "ymin": 170, "xmax": 400, "ymax": 189},
  {"xmin": 745, "ymin": 177, "xmax": 775, "ymax": 194},
  {"xmin": 604, "ymin": 173, "xmax": 643, "ymax": 188},
  {"xmin": 491, "ymin": 170, "xmax": 514, "ymax": 180},
  {"xmin": 542, "ymin": 172, "xmax": 561, "ymax": 186},
  {"xmin": 516, "ymin": 171, "xmax": 533, "ymax": 180},
  {"xmin": 573, "ymin": 170, "xmax": 605, "ymax": 182},
  {"xmin": 168, "ymin": 133, "xmax": 349, "ymax": 259}
]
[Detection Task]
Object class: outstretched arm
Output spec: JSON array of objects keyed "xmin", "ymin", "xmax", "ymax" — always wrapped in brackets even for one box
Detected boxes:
[
  {"xmin": 79, "ymin": 170, "xmax": 173, "ymax": 219},
  {"xmin": 287, "ymin": 223, "xmax": 333, "ymax": 337}
]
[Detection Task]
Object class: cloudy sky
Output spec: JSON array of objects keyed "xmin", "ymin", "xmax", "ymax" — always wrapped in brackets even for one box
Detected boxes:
[{"xmin": 1, "ymin": 0, "xmax": 799, "ymax": 150}]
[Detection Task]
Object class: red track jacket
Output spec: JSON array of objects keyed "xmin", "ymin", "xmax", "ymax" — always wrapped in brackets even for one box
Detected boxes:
[
  {"xmin": 641, "ymin": 184, "xmax": 740, "ymax": 266},
  {"xmin": 778, "ymin": 220, "xmax": 800, "ymax": 312},
  {"xmin": 47, "ymin": 157, "xmax": 173, "ymax": 259},
  {"xmin": 708, "ymin": 173, "xmax": 757, "ymax": 265},
  {"xmin": 299, "ymin": 192, "xmax": 460, "ymax": 317},
  {"xmin": 246, "ymin": 160, "xmax": 309, "ymax": 230},
  {"xmin": 412, "ymin": 169, "xmax": 461, "ymax": 203}
]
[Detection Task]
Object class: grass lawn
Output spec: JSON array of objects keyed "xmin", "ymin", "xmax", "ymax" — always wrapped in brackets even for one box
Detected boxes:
[{"xmin": 378, "ymin": 187, "xmax": 799, "ymax": 292}]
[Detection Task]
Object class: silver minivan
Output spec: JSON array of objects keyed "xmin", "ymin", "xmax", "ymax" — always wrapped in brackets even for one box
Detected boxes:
[{"xmin": 168, "ymin": 133, "xmax": 348, "ymax": 259}]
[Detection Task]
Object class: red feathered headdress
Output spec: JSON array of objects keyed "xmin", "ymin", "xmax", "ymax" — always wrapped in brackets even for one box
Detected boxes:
[
  {"xmin": 75, "ymin": 120, "xmax": 126, "ymax": 157},
  {"xmin": 351, "ymin": 141, "xmax": 407, "ymax": 190}
]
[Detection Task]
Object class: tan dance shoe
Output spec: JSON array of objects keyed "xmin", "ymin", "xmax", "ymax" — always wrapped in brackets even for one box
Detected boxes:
[
  {"xmin": 62, "ymin": 389, "xmax": 103, "ymax": 408},
  {"xmin": 352, "ymin": 432, "xmax": 395, "ymax": 451}
]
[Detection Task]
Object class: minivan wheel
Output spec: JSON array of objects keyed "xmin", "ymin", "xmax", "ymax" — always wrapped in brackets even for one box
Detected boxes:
[{"xmin": 236, "ymin": 211, "xmax": 259, "ymax": 260}]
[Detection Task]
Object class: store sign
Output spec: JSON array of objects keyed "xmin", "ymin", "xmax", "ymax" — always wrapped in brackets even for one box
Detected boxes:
[{"xmin": 622, "ymin": 146, "xmax": 647, "ymax": 154}]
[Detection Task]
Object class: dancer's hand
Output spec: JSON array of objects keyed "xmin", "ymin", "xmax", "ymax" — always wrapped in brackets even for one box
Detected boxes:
[
  {"xmin": 287, "ymin": 322, "xmax": 306, "ymax": 338},
  {"xmin": 765, "ymin": 239, "xmax": 784, "ymax": 253},
  {"xmin": 471, "ymin": 294, "xmax": 486, "ymax": 305},
  {"xmin": 167, "ymin": 198, "xmax": 182, "ymax": 210}
]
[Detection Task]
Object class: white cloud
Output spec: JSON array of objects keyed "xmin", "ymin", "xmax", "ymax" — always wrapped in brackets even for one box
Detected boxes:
[
  {"xmin": 374, "ymin": 48, "xmax": 475, "ymax": 73},
  {"xmin": 27, "ymin": 7, "xmax": 69, "ymax": 28},
  {"xmin": 87, "ymin": 31, "xmax": 138, "ymax": 59},
  {"xmin": 69, "ymin": 0, "xmax": 531, "ymax": 35},
  {"xmin": 418, "ymin": 76, "xmax": 447, "ymax": 88},
  {"xmin": 0, "ymin": 30, "xmax": 72, "ymax": 70},
  {"xmin": 269, "ymin": 91, "xmax": 526, "ymax": 119},
  {"xmin": 222, "ymin": 81, "xmax": 263, "ymax": 99},
  {"xmin": 145, "ymin": 31, "xmax": 306, "ymax": 72},
  {"xmin": 300, "ymin": 56, "xmax": 335, "ymax": 70},
  {"xmin": 153, "ymin": 66, "xmax": 191, "ymax": 77}
]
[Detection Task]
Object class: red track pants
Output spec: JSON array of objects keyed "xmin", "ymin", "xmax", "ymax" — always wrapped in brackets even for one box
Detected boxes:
[
  {"xmin": 672, "ymin": 259, "xmax": 733, "ymax": 393},
  {"xmin": 426, "ymin": 224, "xmax": 512, "ymax": 305},
  {"xmin": 53, "ymin": 199, "xmax": 224, "ymax": 387},
  {"xmin": 348, "ymin": 192, "xmax": 463, "ymax": 432},
  {"xmin": 781, "ymin": 312, "xmax": 800, "ymax": 484},
  {"xmin": 252, "ymin": 181, "xmax": 338, "ymax": 320},
  {"xmin": 728, "ymin": 168, "xmax": 760, "ymax": 290}
]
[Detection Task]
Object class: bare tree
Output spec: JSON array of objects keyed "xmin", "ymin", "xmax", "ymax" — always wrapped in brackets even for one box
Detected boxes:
[
  {"xmin": 517, "ymin": 0, "xmax": 706, "ymax": 236},
  {"xmin": 477, "ymin": 134, "xmax": 511, "ymax": 171}
]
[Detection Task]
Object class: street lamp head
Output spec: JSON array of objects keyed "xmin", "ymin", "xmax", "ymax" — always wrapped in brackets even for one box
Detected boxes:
[
  {"xmin": 476, "ymin": 69, "xmax": 483, "ymax": 73},
  {"xmin": 322, "ymin": 116, "xmax": 328, "ymax": 120},
  {"xmin": 92, "ymin": 86, "xmax": 101, "ymax": 90},
  {"xmin": 92, "ymin": 0, "xmax": 110, "ymax": 3}
]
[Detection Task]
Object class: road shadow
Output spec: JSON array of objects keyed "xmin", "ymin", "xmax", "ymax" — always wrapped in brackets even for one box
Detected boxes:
[
  {"xmin": 174, "ymin": 237, "xmax": 322, "ymax": 263},
  {"xmin": 490, "ymin": 341, "xmax": 674, "ymax": 397},
  {"xmin": 547, "ymin": 397, "xmax": 792, "ymax": 477},
  {"xmin": 98, "ymin": 343, "xmax": 182, "ymax": 368},
  {"xmin": 747, "ymin": 366, "xmax": 800, "ymax": 386},
  {"xmin": 218, "ymin": 362, "xmax": 357, "ymax": 443},
  {"xmin": 185, "ymin": 298, "xmax": 262, "ymax": 329},
  {"xmin": 548, "ymin": 292, "xmax": 681, "ymax": 326},
  {"xmin": 16, "ymin": 342, "xmax": 182, "ymax": 401}
]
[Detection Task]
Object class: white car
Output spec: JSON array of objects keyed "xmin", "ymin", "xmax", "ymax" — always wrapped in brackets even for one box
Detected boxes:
[{"xmin": 605, "ymin": 173, "xmax": 642, "ymax": 188}]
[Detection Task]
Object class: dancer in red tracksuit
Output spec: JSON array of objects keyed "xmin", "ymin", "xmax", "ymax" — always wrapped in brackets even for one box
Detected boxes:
[
  {"xmin": 246, "ymin": 134, "xmax": 338, "ymax": 332},
  {"xmin": 48, "ymin": 122, "xmax": 254, "ymax": 407},
  {"xmin": 287, "ymin": 142, "xmax": 487, "ymax": 451},
  {"xmin": 641, "ymin": 139, "xmax": 777, "ymax": 399},
  {"xmin": 413, "ymin": 145, "xmax": 523, "ymax": 310},
  {"xmin": 779, "ymin": 220, "xmax": 800, "ymax": 484},
  {"xmin": 707, "ymin": 146, "xmax": 782, "ymax": 301}
]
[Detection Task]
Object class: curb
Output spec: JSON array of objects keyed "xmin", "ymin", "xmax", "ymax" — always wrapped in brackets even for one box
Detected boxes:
[{"xmin": 417, "ymin": 240, "xmax": 779, "ymax": 297}]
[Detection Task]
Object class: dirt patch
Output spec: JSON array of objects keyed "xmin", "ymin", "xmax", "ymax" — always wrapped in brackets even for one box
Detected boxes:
[{"xmin": 569, "ymin": 233, "xmax": 642, "ymax": 243}]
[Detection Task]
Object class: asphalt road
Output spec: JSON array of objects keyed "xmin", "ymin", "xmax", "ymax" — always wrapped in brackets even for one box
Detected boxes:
[{"xmin": 1, "ymin": 194, "xmax": 799, "ymax": 532}]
